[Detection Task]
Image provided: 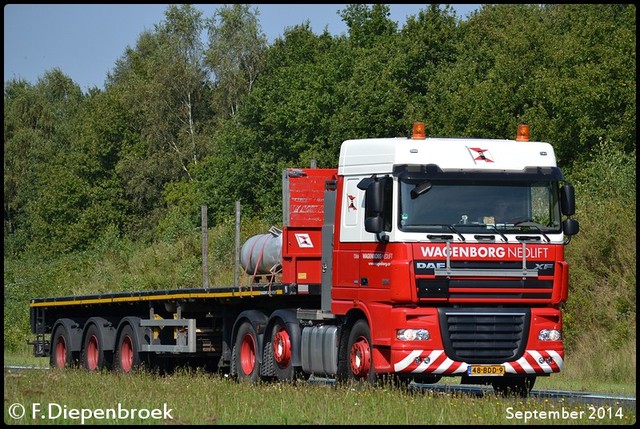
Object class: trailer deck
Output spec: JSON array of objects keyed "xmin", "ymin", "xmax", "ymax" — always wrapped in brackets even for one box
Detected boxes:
[{"xmin": 29, "ymin": 284, "xmax": 292, "ymax": 308}]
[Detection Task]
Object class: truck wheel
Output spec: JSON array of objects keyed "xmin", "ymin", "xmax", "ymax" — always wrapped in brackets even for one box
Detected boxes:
[
  {"xmin": 339, "ymin": 319, "xmax": 376, "ymax": 385},
  {"xmin": 114, "ymin": 325, "xmax": 141, "ymax": 373},
  {"xmin": 492, "ymin": 376, "xmax": 536, "ymax": 397},
  {"xmin": 234, "ymin": 321, "xmax": 260, "ymax": 383},
  {"xmin": 50, "ymin": 325, "xmax": 73, "ymax": 369},
  {"xmin": 82, "ymin": 324, "xmax": 111, "ymax": 371},
  {"xmin": 271, "ymin": 320, "xmax": 294, "ymax": 381}
]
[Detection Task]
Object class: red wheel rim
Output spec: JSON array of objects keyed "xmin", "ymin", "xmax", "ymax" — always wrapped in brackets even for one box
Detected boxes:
[
  {"xmin": 240, "ymin": 332, "xmax": 256, "ymax": 375},
  {"xmin": 87, "ymin": 335, "xmax": 99, "ymax": 370},
  {"xmin": 55, "ymin": 336, "xmax": 67, "ymax": 368},
  {"xmin": 350, "ymin": 337, "xmax": 371, "ymax": 377},
  {"xmin": 120, "ymin": 336, "xmax": 133, "ymax": 373},
  {"xmin": 273, "ymin": 327, "xmax": 291, "ymax": 367}
]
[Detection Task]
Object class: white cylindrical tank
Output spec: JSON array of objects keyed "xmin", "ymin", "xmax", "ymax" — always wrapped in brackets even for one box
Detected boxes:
[{"xmin": 240, "ymin": 228, "xmax": 283, "ymax": 275}]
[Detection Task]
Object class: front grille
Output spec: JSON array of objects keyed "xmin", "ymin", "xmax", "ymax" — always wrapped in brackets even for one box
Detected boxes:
[{"xmin": 438, "ymin": 307, "xmax": 529, "ymax": 364}]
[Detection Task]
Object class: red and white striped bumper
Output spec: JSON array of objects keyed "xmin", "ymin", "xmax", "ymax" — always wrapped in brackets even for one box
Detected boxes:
[{"xmin": 393, "ymin": 349, "xmax": 564, "ymax": 375}]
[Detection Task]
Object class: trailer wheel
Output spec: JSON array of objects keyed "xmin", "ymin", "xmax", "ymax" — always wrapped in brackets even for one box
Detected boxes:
[
  {"xmin": 82, "ymin": 324, "xmax": 111, "ymax": 371},
  {"xmin": 338, "ymin": 319, "xmax": 376, "ymax": 385},
  {"xmin": 492, "ymin": 376, "xmax": 536, "ymax": 397},
  {"xmin": 50, "ymin": 325, "xmax": 73, "ymax": 369},
  {"xmin": 114, "ymin": 325, "xmax": 141, "ymax": 373},
  {"xmin": 234, "ymin": 321, "xmax": 260, "ymax": 383}
]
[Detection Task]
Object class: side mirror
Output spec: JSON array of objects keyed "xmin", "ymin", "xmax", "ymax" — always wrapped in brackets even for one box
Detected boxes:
[
  {"xmin": 563, "ymin": 218, "xmax": 580, "ymax": 236},
  {"xmin": 365, "ymin": 180, "xmax": 384, "ymax": 214},
  {"xmin": 560, "ymin": 184, "xmax": 576, "ymax": 216},
  {"xmin": 363, "ymin": 176, "xmax": 389, "ymax": 238},
  {"xmin": 365, "ymin": 216, "xmax": 384, "ymax": 234}
]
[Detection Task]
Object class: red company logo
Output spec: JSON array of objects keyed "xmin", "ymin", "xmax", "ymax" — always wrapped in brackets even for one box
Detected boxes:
[
  {"xmin": 347, "ymin": 194, "xmax": 357, "ymax": 211},
  {"xmin": 468, "ymin": 147, "xmax": 494, "ymax": 163}
]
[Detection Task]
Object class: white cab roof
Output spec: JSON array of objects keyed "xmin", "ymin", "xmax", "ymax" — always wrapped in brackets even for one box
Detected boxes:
[{"xmin": 338, "ymin": 137, "xmax": 557, "ymax": 176}]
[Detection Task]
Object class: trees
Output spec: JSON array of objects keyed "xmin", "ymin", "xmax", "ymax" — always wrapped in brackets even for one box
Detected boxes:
[
  {"xmin": 532, "ymin": 4, "xmax": 636, "ymax": 163},
  {"xmin": 339, "ymin": 4, "xmax": 397, "ymax": 48},
  {"xmin": 425, "ymin": 4, "xmax": 635, "ymax": 165},
  {"xmin": 4, "ymin": 70, "xmax": 88, "ymax": 255},
  {"xmin": 106, "ymin": 4, "xmax": 212, "ymax": 239},
  {"xmin": 4, "ymin": 3, "xmax": 636, "ymax": 252},
  {"xmin": 205, "ymin": 4, "xmax": 267, "ymax": 118}
]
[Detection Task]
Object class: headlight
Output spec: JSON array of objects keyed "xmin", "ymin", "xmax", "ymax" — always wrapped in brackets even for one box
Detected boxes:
[
  {"xmin": 538, "ymin": 329, "xmax": 562, "ymax": 341},
  {"xmin": 396, "ymin": 329, "xmax": 430, "ymax": 341}
]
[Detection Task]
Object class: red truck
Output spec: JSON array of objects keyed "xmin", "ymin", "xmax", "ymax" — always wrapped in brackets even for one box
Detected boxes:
[{"xmin": 29, "ymin": 122, "xmax": 579, "ymax": 397}]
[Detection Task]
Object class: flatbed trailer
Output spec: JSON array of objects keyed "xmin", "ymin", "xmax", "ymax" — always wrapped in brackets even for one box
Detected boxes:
[{"xmin": 30, "ymin": 283, "xmax": 321, "ymax": 376}]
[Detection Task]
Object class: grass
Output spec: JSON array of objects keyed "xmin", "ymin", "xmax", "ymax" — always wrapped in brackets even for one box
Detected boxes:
[
  {"xmin": 3, "ymin": 365, "xmax": 635, "ymax": 425},
  {"xmin": 4, "ymin": 345, "xmax": 636, "ymax": 425}
]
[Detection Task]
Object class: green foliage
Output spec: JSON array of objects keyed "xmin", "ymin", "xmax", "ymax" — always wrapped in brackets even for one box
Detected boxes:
[
  {"xmin": 396, "ymin": 4, "xmax": 459, "ymax": 102},
  {"xmin": 2, "ymin": 71, "xmax": 119, "ymax": 256},
  {"xmin": 561, "ymin": 328, "xmax": 636, "ymax": 386},
  {"xmin": 158, "ymin": 178, "xmax": 203, "ymax": 241},
  {"xmin": 3, "ymin": 127, "xmax": 50, "ymax": 253},
  {"xmin": 562, "ymin": 142, "xmax": 636, "ymax": 351},
  {"xmin": 244, "ymin": 25, "xmax": 349, "ymax": 169},
  {"xmin": 106, "ymin": 4, "xmax": 213, "ymax": 240},
  {"xmin": 4, "ymin": 251, "xmax": 94, "ymax": 350},
  {"xmin": 429, "ymin": 5, "xmax": 547, "ymax": 138},
  {"xmin": 193, "ymin": 119, "xmax": 269, "ymax": 223},
  {"xmin": 534, "ymin": 4, "xmax": 636, "ymax": 163},
  {"xmin": 4, "ymin": 276, "xmax": 34, "ymax": 351},
  {"xmin": 205, "ymin": 4, "xmax": 268, "ymax": 117},
  {"xmin": 339, "ymin": 4, "xmax": 397, "ymax": 48},
  {"xmin": 567, "ymin": 140, "xmax": 636, "ymax": 204}
]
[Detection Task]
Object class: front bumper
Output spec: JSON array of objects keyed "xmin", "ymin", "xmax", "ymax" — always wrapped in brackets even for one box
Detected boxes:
[{"xmin": 392, "ymin": 348, "xmax": 563, "ymax": 375}]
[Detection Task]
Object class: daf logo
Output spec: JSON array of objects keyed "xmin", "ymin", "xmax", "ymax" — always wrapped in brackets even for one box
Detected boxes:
[{"xmin": 416, "ymin": 262, "xmax": 446, "ymax": 270}]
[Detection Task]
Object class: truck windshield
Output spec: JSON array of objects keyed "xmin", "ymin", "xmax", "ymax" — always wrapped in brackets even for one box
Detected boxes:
[{"xmin": 398, "ymin": 179, "xmax": 562, "ymax": 234}]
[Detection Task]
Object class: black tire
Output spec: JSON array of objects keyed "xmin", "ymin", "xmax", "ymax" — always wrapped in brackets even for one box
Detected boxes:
[
  {"xmin": 50, "ymin": 325, "xmax": 73, "ymax": 369},
  {"xmin": 336, "ymin": 319, "xmax": 376, "ymax": 385},
  {"xmin": 492, "ymin": 376, "xmax": 536, "ymax": 397},
  {"xmin": 270, "ymin": 318, "xmax": 303, "ymax": 382},
  {"xmin": 114, "ymin": 325, "xmax": 141, "ymax": 373},
  {"xmin": 233, "ymin": 321, "xmax": 261, "ymax": 383},
  {"xmin": 82, "ymin": 324, "xmax": 112, "ymax": 371}
]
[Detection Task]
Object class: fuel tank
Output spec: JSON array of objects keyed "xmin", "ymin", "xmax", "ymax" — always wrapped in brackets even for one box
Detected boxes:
[{"xmin": 240, "ymin": 227, "xmax": 283, "ymax": 274}]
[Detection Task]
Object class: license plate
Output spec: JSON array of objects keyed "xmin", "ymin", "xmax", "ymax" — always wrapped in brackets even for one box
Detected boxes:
[{"xmin": 467, "ymin": 365, "xmax": 505, "ymax": 376}]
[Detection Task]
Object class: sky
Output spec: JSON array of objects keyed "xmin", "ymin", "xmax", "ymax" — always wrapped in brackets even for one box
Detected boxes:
[{"xmin": 4, "ymin": 4, "xmax": 481, "ymax": 93}]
